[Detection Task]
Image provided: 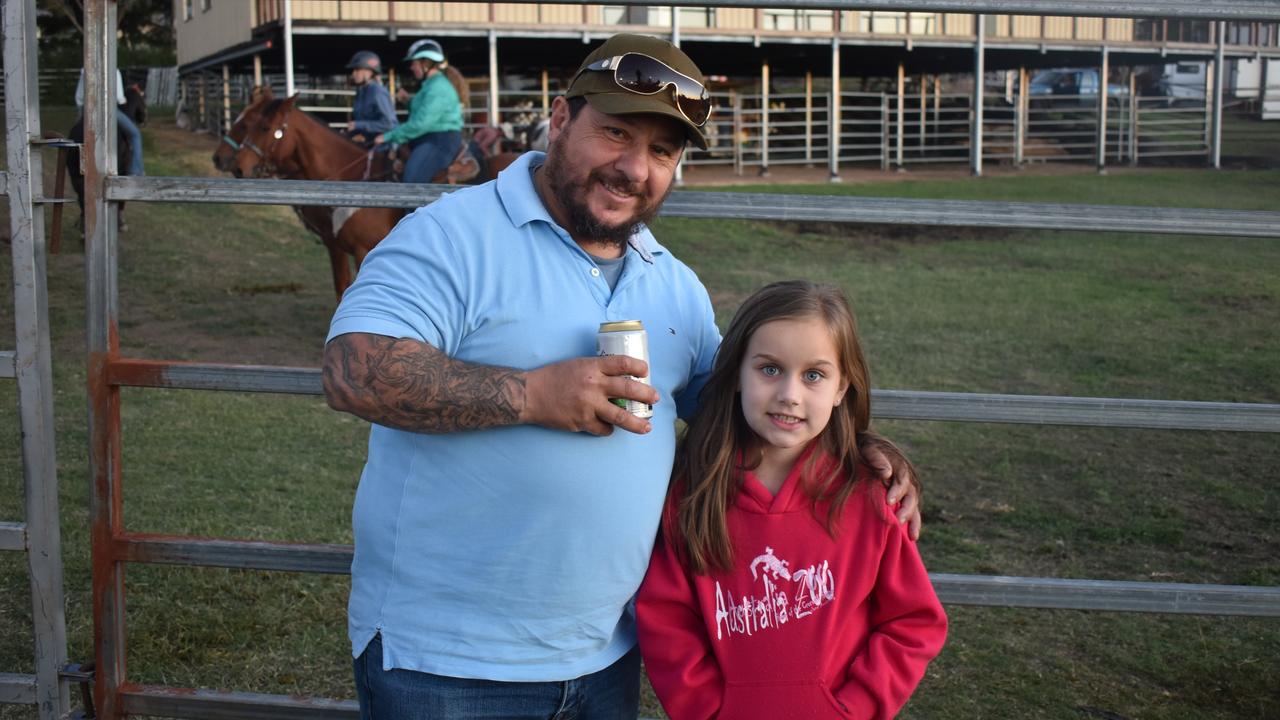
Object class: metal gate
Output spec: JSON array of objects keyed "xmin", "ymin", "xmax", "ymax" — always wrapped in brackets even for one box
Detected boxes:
[
  {"xmin": 3, "ymin": 0, "xmax": 1280, "ymax": 718},
  {"xmin": 1, "ymin": 0, "xmax": 71, "ymax": 717}
]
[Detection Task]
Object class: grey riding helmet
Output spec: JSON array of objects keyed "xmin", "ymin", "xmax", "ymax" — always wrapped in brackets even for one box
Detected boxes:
[
  {"xmin": 345, "ymin": 51, "xmax": 383, "ymax": 74},
  {"xmin": 403, "ymin": 39, "xmax": 445, "ymax": 64}
]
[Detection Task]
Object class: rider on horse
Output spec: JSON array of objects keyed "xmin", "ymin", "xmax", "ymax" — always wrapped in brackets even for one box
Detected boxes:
[
  {"xmin": 75, "ymin": 68, "xmax": 145, "ymax": 177},
  {"xmin": 373, "ymin": 39, "xmax": 464, "ymax": 184},
  {"xmin": 344, "ymin": 51, "xmax": 397, "ymax": 147}
]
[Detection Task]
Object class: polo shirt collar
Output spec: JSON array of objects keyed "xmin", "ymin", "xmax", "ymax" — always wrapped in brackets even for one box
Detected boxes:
[{"xmin": 496, "ymin": 151, "xmax": 667, "ymax": 262}]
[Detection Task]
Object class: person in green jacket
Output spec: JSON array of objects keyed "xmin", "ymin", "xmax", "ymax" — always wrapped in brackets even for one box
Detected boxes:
[{"xmin": 374, "ymin": 39, "xmax": 464, "ymax": 184}]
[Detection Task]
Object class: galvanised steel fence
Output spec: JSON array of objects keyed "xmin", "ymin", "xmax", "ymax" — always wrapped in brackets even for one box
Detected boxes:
[
  {"xmin": 1, "ymin": 0, "xmax": 1277, "ymax": 718},
  {"xmin": 1, "ymin": 1, "xmax": 70, "ymax": 718}
]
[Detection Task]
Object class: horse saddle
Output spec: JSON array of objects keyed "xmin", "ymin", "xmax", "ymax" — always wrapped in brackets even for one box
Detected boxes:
[{"xmin": 390, "ymin": 143, "xmax": 481, "ymax": 184}]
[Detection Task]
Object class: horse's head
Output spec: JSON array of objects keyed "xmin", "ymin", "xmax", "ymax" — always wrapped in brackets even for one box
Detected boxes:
[
  {"xmin": 230, "ymin": 94, "xmax": 301, "ymax": 179},
  {"xmin": 214, "ymin": 85, "xmax": 274, "ymax": 172}
]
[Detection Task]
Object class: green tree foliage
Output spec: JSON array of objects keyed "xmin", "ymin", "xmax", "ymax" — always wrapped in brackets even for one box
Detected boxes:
[{"xmin": 39, "ymin": 0, "xmax": 175, "ymax": 67}]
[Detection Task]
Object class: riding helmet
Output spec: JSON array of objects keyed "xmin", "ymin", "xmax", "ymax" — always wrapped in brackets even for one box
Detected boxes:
[
  {"xmin": 403, "ymin": 38, "xmax": 445, "ymax": 64},
  {"xmin": 345, "ymin": 51, "xmax": 382, "ymax": 74}
]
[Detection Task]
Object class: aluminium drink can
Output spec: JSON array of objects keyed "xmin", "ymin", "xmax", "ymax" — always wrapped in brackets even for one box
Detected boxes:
[{"xmin": 596, "ymin": 320, "xmax": 654, "ymax": 419}]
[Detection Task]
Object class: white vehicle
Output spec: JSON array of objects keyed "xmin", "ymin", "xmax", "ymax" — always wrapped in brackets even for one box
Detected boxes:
[{"xmin": 1158, "ymin": 62, "xmax": 1206, "ymax": 101}]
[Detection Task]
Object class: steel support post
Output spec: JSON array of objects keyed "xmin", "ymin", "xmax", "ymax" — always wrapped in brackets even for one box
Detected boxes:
[
  {"xmin": 1130, "ymin": 72, "xmax": 1139, "ymax": 166},
  {"xmin": 1096, "ymin": 46, "xmax": 1109, "ymax": 173},
  {"xmin": 253, "ymin": 53, "xmax": 263, "ymax": 87},
  {"xmin": 673, "ymin": 20, "xmax": 684, "ymax": 185},
  {"xmin": 972, "ymin": 15, "xmax": 985, "ymax": 177},
  {"xmin": 84, "ymin": 1, "xmax": 126, "ymax": 718},
  {"xmin": 3, "ymin": 2, "xmax": 70, "ymax": 718},
  {"xmin": 1211, "ymin": 21, "xmax": 1226, "ymax": 168},
  {"xmin": 284, "ymin": 0, "xmax": 295, "ymax": 97},
  {"xmin": 488, "ymin": 31, "xmax": 500, "ymax": 128},
  {"xmin": 829, "ymin": 34, "xmax": 841, "ymax": 181}
]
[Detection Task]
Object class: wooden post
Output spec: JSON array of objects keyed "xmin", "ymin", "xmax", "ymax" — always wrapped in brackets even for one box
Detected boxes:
[
  {"xmin": 896, "ymin": 62, "xmax": 905, "ymax": 168},
  {"xmin": 829, "ymin": 31, "xmax": 841, "ymax": 181},
  {"xmin": 253, "ymin": 53, "xmax": 262, "ymax": 87},
  {"xmin": 221, "ymin": 64, "xmax": 232, "ymax": 133},
  {"xmin": 805, "ymin": 71, "xmax": 813, "ymax": 163},
  {"xmin": 760, "ymin": 59, "xmax": 770, "ymax": 176},
  {"xmin": 1016, "ymin": 66, "xmax": 1027, "ymax": 165}
]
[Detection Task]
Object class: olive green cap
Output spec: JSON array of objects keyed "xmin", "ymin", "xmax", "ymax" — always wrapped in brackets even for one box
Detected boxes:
[{"xmin": 566, "ymin": 34, "xmax": 709, "ymax": 150}]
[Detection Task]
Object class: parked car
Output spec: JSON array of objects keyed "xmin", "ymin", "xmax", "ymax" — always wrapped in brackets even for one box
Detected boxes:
[{"xmin": 1029, "ymin": 69, "xmax": 1127, "ymax": 107}]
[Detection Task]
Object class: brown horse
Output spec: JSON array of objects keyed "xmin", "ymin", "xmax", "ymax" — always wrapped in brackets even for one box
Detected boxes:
[
  {"xmin": 229, "ymin": 94, "xmax": 521, "ymax": 301},
  {"xmin": 213, "ymin": 87, "xmax": 374, "ymax": 300}
]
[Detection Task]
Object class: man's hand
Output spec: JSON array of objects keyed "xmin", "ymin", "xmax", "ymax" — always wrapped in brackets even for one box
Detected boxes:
[
  {"xmin": 372, "ymin": 134, "xmax": 386, "ymax": 146},
  {"xmin": 522, "ymin": 355, "xmax": 660, "ymax": 437},
  {"xmin": 395, "ymin": 87, "xmax": 410, "ymax": 104},
  {"xmin": 863, "ymin": 441, "xmax": 922, "ymax": 541}
]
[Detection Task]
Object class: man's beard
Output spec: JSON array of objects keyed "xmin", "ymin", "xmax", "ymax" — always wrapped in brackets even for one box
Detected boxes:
[{"xmin": 542, "ymin": 134, "xmax": 671, "ymax": 250}]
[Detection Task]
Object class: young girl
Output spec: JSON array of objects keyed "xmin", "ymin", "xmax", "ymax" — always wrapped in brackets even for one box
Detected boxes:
[{"xmin": 637, "ymin": 280, "xmax": 947, "ymax": 720}]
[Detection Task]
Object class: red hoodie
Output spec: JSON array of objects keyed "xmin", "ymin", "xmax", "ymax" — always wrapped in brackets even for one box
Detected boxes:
[{"xmin": 637, "ymin": 449, "xmax": 947, "ymax": 720}]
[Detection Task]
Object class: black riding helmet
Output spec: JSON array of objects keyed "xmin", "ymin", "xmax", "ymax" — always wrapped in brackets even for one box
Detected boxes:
[{"xmin": 345, "ymin": 51, "xmax": 383, "ymax": 74}]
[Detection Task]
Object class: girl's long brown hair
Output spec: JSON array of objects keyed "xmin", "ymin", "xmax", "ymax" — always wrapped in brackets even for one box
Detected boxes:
[{"xmin": 673, "ymin": 280, "xmax": 917, "ymax": 574}]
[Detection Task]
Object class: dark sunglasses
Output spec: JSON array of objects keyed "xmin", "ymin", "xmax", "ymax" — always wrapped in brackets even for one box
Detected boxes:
[{"xmin": 580, "ymin": 52, "xmax": 712, "ymax": 127}]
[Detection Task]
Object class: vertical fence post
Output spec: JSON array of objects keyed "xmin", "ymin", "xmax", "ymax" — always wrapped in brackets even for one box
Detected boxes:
[
  {"xmin": 1016, "ymin": 66, "xmax": 1027, "ymax": 165},
  {"xmin": 1129, "ymin": 71, "xmax": 1139, "ymax": 166},
  {"xmin": 881, "ymin": 92, "xmax": 889, "ymax": 171},
  {"xmin": 760, "ymin": 59, "xmax": 770, "ymax": 177},
  {"xmin": 222, "ymin": 64, "xmax": 232, "ymax": 135},
  {"xmin": 253, "ymin": 53, "xmax": 263, "ymax": 87},
  {"xmin": 733, "ymin": 91, "xmax": 743, "ymax": 176},
  {"xmin": 896, "ymin": 62, "xmax": 905, "ymax": 169},
  {"xmin": 1096, "ymin": 45, "xmax": 1109, "ymax": 173},
  {"xmin": 972, "ymin": 14, "xmax": 985, "ymax": 177},
  {"xmin": 540, "ymin": 69, "xmax": 549, "ymax": 116},
  {"xmin": 284, "ymin": 0, "xmax": 295, "ymax": 96},
  {"xmin": 488, "ymin": 30, "xmax": 500, "ymax": 127},
  {"xmin": 829, "ymin": 33, "xmax": 841, "ymax": 181},
  {"xmin": 3, "ymin": 2, "xmax": 70, "ymax": 717},
  {"xmin": 1211, "ymin": 21, "xmax": 1225, "ymax": 168},
  {"xmin": 805, "ymin": 71, "xmax": 813, "ymax": 164},
  {"xmin": 919, "ymin": 73, "xmax": 927, "ymax": 149},
  {"xmin": 85, "ymin": 0, "xmax": 127, "ymax": 716}
]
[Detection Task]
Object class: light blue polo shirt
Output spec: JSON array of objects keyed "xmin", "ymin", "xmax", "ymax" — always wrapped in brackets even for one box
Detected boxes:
[{"xmin": 327, "ymin": 151, "xmax": 721, "ymax": 681}]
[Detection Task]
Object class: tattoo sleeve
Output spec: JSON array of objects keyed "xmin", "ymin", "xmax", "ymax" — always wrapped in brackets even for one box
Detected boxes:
[{"xmin": 323, "ymin": 333, "xmax": 526, "ymax": 433}]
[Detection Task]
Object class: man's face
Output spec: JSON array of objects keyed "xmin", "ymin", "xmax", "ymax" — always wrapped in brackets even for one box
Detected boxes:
[{"xmin": 540, "ymin": 99, "xmax": 685, "ymax": 249}]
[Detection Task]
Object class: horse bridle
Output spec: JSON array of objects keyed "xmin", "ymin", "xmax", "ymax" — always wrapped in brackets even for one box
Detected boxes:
[{"xmin": 240, "ymin": 118, "xmax": 290, "ymax": 177}]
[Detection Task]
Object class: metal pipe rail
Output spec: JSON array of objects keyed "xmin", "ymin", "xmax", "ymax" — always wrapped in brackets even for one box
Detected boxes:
[
  {"xmin": 106, "ymin": 176, "xmax": 1280, "ymax": 238},
  {"xmin": 105, "ymin": 359, "xmax": 1280, "ymax": 433},
  {"xmin": 503, "ymin": 0, "xmax": 1280, "ymax": 21},
  {"xmin": 108, "ymin": 534, "xmax": 1280, "ymax": 617}
]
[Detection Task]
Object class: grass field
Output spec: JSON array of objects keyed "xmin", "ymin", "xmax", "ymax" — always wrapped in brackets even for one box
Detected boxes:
[{"xmin": 0, "ymin": 107, "xmax": 1277, "ymax": 719}]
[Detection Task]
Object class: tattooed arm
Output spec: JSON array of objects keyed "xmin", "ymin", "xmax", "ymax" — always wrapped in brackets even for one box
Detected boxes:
[{"xmin": 322, "ymin": 332, "xmax": 660, "ymax": 436}]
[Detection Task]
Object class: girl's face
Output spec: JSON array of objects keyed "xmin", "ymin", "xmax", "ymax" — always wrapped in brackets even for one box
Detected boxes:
[
  {"xmin": 738, "ymin": 316, "xmax": 848, "ymax": 468},
  {"xmin": 410, "ymin": 59, "xmax": 429, "ymax": 80}
]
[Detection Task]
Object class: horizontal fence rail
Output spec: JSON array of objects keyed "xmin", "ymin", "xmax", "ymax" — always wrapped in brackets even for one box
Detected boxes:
[
  {"xmin": 120, "ymin": 687, "xmax": 359, "ymax": 720},
  {"xmin": 0, "ymin": 674, "xmax": 37, "ymax": 705},
  {"xmin": 498, "ymin": 0, "xmax": 1280, "ymax": 21},
  {"xmin": 106, "ymin": 359, "xmax": 1280, "ymax": 433},
  {"xmin": 105, "ymin": 176, "xmax": 1280, "ymax": 239},
  {"xmin": 110, "ymin": 533, "xmax": 1280, "ymax": 617},
  {"xmin": 0, "ymin": 521, "xmax": 25, "ymax": 551}
]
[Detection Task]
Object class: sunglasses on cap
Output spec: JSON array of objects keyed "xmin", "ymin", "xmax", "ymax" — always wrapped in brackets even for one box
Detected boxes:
[{"xmin": 579, "ymin": 52, "xmax": 712, "ymax": 127}]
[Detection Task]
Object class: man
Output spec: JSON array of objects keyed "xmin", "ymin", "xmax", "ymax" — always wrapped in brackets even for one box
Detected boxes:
[
  {"xmin": 323, "ymin": 33, "xmax": 921, "ymax": 719},
  {"xmin": 343, "ymin": 51, "xmax": 398, "ymax": 145}
]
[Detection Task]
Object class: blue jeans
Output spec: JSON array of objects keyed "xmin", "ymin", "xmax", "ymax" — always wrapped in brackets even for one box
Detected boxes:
[
  {"xmin": 403, "ymin": 130, "xmax": 462, "ymax": 184},
  {"xmin": 116, "ymin": 108, "xmax": 144, "ymax": 176},
  {"xmin": 353, "ymin": 634, "xmax": 640, "ymax": 720}
]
